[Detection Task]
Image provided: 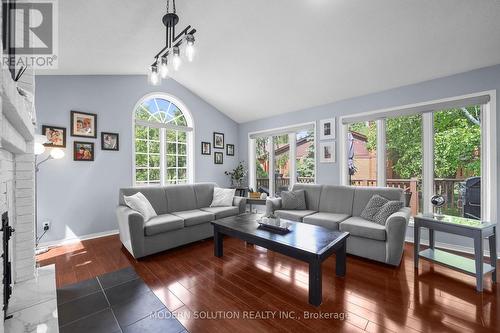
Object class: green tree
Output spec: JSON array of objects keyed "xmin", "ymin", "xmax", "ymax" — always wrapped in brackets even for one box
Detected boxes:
[
  {"xmin": 354, "ymin": 106, "xmax": 481, "ymax": 179},
  {"xmin": 297, "ymin": 144, "xmax": 315, "ymax": 178}
]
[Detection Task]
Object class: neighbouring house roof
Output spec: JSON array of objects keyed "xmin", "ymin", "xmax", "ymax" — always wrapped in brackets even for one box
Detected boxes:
[{"xmin": 275, "ymin": 137, "xmax": 313, "ymax": 158}]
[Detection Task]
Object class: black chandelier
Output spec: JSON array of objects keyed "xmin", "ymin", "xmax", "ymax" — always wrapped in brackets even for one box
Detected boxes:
[{"xmin": 149, "ymin": 0, "xmax": 197, "ymax": 85}]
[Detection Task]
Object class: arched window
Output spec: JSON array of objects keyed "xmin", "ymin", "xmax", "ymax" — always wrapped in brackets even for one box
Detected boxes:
[{"xmin": 133, "ymin": 94, "xmax": 193, "ymax": 185}]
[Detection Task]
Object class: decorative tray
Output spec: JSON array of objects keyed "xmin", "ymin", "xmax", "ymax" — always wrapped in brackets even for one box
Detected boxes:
[{"xmin": 257, "ymin": 217, "xmax": 292, "ymax": 233}]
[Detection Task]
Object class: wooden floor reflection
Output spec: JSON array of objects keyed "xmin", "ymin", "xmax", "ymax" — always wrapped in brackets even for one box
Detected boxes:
[{"xmin": 37, "ymin": 235, "xmax": 498, "ymax": 332}]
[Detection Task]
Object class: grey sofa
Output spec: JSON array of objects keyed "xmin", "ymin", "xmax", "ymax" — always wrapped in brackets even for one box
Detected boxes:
[
  {"xmin": 266, "ymin": 184, "xmax": 410, "ymax": 266},
  {"xmin": 116, "ymin": 183, "xmax": 246, "ymax": 258}
]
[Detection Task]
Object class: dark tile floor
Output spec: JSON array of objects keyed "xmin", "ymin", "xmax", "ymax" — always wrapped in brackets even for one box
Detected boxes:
[{"xmin": 57, "ymin": 267, "xmax": 187, "ymax": 333}]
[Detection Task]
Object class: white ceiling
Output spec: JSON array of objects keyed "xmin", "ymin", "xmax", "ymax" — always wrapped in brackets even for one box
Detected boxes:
[{"xmin": 43, "ymin": 0, "xmax": 500, "ymax": 123}]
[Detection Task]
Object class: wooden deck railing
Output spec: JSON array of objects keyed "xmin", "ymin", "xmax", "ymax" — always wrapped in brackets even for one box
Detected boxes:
[
  {"xmin": 351, "ymin": 178, "xmax": 465, "ymax": 216},
  {"xmin": 256, "ymin": 177, "xmax": 466, "ymax": 216}
]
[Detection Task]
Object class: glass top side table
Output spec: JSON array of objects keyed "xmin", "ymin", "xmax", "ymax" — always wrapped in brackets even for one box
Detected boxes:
[{"xmin": 414, "ymin": 214, "xmax": 497, "ymax": 292}]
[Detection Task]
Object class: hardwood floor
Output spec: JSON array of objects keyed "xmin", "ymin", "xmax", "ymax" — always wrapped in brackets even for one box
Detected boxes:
[{"xmin": 37, "ymin": 235, "xmax": 499, "ymax": 333}]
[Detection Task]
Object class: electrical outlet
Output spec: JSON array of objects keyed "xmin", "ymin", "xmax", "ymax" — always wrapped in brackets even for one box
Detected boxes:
[{"xmin": 42, "ymin": 221, "xmax": 50, "ymax": 231}]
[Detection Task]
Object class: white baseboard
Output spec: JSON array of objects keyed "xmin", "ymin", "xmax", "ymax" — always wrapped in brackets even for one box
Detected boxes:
[{"xmin": 37, "ymin": 229, "xmax": 119, "ymax": 249}]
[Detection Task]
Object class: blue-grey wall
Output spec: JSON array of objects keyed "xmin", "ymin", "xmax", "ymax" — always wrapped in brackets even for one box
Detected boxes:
[
  {"xmin": 35, "ymin": 75, "xmax": 239, "ymax": 243},
  {"xmin": 238, "ymin": 64, "xmax": 500, "ymax": 253}
]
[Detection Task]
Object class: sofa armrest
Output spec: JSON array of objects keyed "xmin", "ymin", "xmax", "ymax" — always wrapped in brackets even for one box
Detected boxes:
[
  {"xmin": 233, "ymin": 196, "xmax": 247, "ymax": 214},
  {"xmin": 116, "ymin": 206, "xmax": 145, "ymax": 258},
  {"xmin": 265, "ymin": 197, "xmax": 282, "ymax": 216},
  {"xmin": 385, "ymin": 207, "xmax": 411, "ymax": 265}
]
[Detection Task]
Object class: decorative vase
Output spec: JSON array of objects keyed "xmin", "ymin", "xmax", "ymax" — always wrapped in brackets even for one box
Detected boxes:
[{"xmin": 232, "ymin": 179, "xmax": 242, "ymax": 188}]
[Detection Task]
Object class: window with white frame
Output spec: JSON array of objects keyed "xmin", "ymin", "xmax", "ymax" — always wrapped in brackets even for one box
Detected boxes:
[
  {"xmin": 340, "ymin": 92, "xmax": 496, "ymax": 222},
  {"xmin": 134, "ymin": 94, "xmax": 193, "ymax": 185},
  {"xmin": 248, "ymin": 123, "xmax": 315, "ymax": 197}
]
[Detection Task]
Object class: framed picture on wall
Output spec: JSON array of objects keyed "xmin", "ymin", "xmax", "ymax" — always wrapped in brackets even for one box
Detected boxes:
[
  {"xmin": 214, "ymin": 152, "xmax": 224, "ymax": 164},
  {"xmin": 201, "ymin": 142, "xmax": 211, "ymax": 155},
  {"xmin": 101, "ymin": 132, "xmax": 119, "ymax": 151},
  {"xmin": 71, "ymin": 111, "xmax": 97, "ymax": 138},
  {"xmin": 319, "ymin": 118, "xmax": 335, "ymax": 140},
  {"xmin": 42, "ymin": 125, "xmax": 66, "ymax": 148},
  {"xmin": 74, "ymin": 141, "xmax": 95, "ymax": 161},
  {"xmin": 319, "ymin": 142, "xmax": 335, "ymax": 163},
  {"xmin": 226, "ymin": 144, "xmax": 235, "ymax": 156},
  {"xmin": 213, "ymin": 132, "xmax": 224, "ymax": 149}
]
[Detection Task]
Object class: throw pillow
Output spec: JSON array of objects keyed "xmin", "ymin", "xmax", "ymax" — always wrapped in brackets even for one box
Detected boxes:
[
  {"xmin": 281, "ymin": 190, "xmax": 307, "ymax": 210},
  {"xmin": 360, "ymin": 195, "xmax": 389, "ymax": 221},
  {"xmin": 210, "ymin": 188, "xmax": 236, "ymax": 207},
  {"xmin": 123, "ymin": 192, "xmax": 157, "ymax": 221},
  {"xmin": 373, "ymin": 201, "xmax": 404, "ymax": 225}
]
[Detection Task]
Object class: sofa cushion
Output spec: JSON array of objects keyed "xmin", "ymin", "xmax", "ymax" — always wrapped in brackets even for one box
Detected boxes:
[
  {"xmin": 340, "ymin": 217, "xmax": 386, "ymax": 241},
  {"xmin": 144, "ymin": 214, "xmax": 184, "ymax": 236},
  {"xmin": 123, "ymin": 192, "xmax": 158, "ymax": 222},
  {"xmin": 275, "ymin": 210, "xmax": 316, "ymax": 222},
  {"xmin": 360, "ymin": 194, "xmax": 389, "ymax": 221},
  {"xmin": 210, "ymin": 188, "xmax": 236, "ymax": 207},
  {"xmin": 291, "ymin": 184, "xmax": 322, "ymax": 211},
  {"xmin": 281, "ymin": 190, "xmax": 307, "ymax": 210},
  {"xmin": 119, "ymin": 187, "xmax": 168, "ymax": 215},
  {"xmin": 352, "ymin": 187, "xmax": 403, "ymax": 217},
  {"xmin": 172, "ymin": 209, "xmax": 215, "ymax": 227},
  {"xmin": 201, "ymin": 206, "xmax": 239, "ymax": 219},
  {"xmin": 373, "ymin": 201, "xmax": 403, "ymax": 225},
  {"xmin": 318, "ymin": 185, "xmax": 355, "ymax": 215},
  {"xmin": 302, "ymin": 212, "xmax": 350, "ymax": 230},
  {"xmin": 194, "ymin": 183, "xmax": 216, "ymax": 208},
  {"xmin": 165, "ymin": 185, "xmax": 198, "ymax": 213}
]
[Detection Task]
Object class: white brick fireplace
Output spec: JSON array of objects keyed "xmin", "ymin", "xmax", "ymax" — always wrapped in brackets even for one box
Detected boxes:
[{"xmin": 1, "ymin": 58, "xmax": 37, "ymax": 333}]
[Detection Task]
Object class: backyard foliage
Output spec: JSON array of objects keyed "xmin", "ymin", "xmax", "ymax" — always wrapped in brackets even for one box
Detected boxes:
[{"xmin": 352, "ymin": 106, "xmax": 481, "ymax": 179}]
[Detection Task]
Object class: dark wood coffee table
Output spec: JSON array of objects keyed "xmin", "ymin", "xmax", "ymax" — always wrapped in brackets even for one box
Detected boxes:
[{"xmin": 211, "ymin": 214, "xmax": 349, "ymax": 306}]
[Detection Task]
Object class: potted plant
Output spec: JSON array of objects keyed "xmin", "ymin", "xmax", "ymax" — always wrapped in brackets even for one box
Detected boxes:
[{"xmin": 225, "ymin": 162, "xmax": 247, "ymax": 188}]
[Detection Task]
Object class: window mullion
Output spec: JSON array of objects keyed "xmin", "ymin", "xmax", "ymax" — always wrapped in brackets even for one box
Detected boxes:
[
  {"xmin": 376, "ymin": 119, "xmax": 386, "ymax": 187},
  {"xmin": 269, "ymin": 137, "xmax": 275, "ymax": 197},
  {"xmin": 422, "ymin": 112, "xmax": 434, "ymax": 214},
  {"xmin": 160, "ymin": 128, "xmax": 166, "ymax": 185},
  {"xmin": 289, "ymin": 133, "xmax": 297, "ymax": 189}
]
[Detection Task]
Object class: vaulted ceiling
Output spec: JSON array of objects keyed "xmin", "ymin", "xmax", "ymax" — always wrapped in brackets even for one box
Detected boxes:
[{"xmin": 42, "ymin": 0, "xmax": 500, "ymax": 123}]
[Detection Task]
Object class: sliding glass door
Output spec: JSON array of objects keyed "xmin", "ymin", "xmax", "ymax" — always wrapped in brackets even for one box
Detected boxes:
[
  {"xmin": 433, "ymin": 106, "xmax": 481, "ymax": 218},
  {"xmin": 343, "ymin": 99, "xmax": 489, "ymax": 221},
  {"xmin": 296, "ymin": 129, "xmax": 315, "ymax": 184},
  {"xmin": 250, "ymin": 123, "xmax": 316, "ymax": 197},
  {"xmin": 348, "ymin": 121, "xmax": 377, "ymax": 186},
  {"xmin": 385, "ymin": 114, "xmax": 422, "ymax": 217}
]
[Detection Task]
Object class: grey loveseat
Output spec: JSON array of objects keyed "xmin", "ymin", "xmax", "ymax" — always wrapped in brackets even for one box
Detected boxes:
[
  {"xmin": 266, "ymin": 184, "xmax": 410, "ymax": 266},
  {"xmin": 116, "ymin": 183, "xmax": 246, "ymax": 258}
]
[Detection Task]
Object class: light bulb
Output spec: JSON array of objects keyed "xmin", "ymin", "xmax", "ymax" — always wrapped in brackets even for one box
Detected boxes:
[
  {"xmin": 159, "ymin": 56, "xmax": 169, "ymax": 78},
  {"xmin": 149, "ymin": 65, "xmax": 160, "ymax": 85},
  {"xmin": 34, "ymin": 142, "xmax": 45, "ymax": 155},
  {"xmin": 172, "ymin": 47, "xmax": 181, "ymax": 71},
  {"xmin": 185, "ymin": 34, "xmax": 195, "ymax": 62},
  {"xmin": 50, "ymin": 148, "xmax": 65, "ymax": 159}
]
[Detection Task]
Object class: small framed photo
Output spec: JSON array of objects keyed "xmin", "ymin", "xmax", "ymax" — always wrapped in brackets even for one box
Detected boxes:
[
  {"xmin": 201, "ymin": 142, "xmax": 211, "ymax": 155},
  {"xmin": 71, "ymin": 111, "xmax": 97, "ymax": 138},
  {"xmin": 74, "ymin": 141, "xmax": 95, "ymax": 161},
  {"xmin": 42, "ymin": 125, "xmax": 66, "ymax": 148},
  {"xmin": 213, "ymin": 132, "xmax": 224, "ymax": 149},
  {"xmin": 214, "ymin": 152, "xmax": 224, "ymax": 164},
  {"xmin": 319, "ymin": 118, "xmax": 335, "ymax": 140},
  {"xmin": 319, "ymin": 142, "xmax": 335, "ymax": 163},
  {"xmin": 226, "ymin": 144, "xmax": 235, "ymax": 156},
  {"xmin": 101, "ymin": 132, "xmax": 119, "ymax": 151}
]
